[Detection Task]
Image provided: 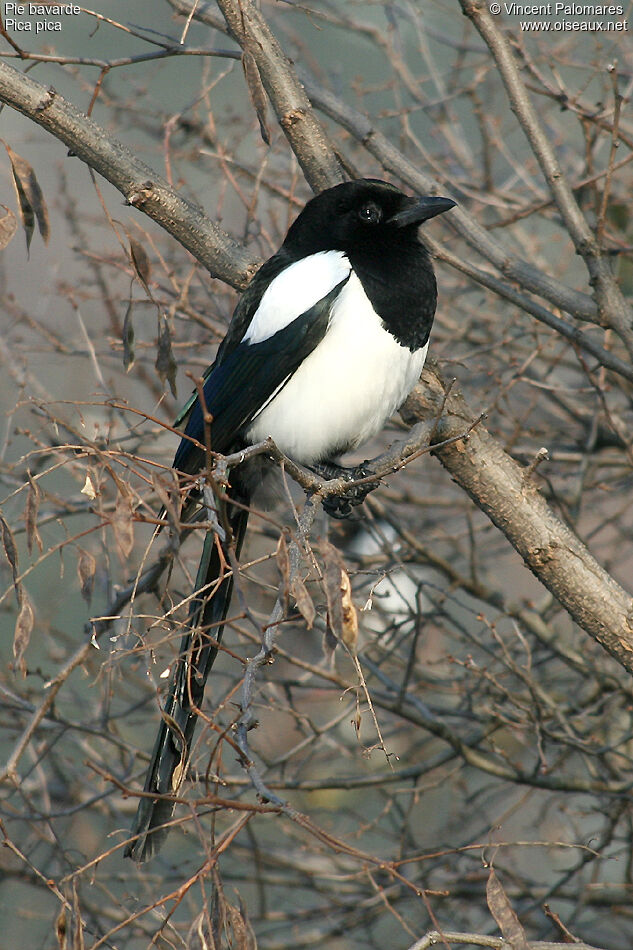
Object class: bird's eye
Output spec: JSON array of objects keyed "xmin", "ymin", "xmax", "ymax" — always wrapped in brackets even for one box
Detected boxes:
[{"xmin": 358, "ymin": 202, "xmax": 382, "ymax": 225}]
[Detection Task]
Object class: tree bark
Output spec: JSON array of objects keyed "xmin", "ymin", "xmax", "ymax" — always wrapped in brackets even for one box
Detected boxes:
[
  {"xmin": 0, "ymin": 60, "xmax": 258, "ymax": 289},
  {"xmin": 402, "ymin": 363, "xmax": 633, "ymax": 673}
]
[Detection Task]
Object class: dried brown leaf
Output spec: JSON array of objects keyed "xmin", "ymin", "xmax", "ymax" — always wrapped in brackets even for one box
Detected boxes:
[
  {"xmin": 1, "ymin": 513, "xmax": 19, "ymax": 597},
  {"xmin": 242, "ymin": 50, "xmax": 271, "ymax": 146},
  {"xmin": 290, "ymin": 573, "xmax": 316, "ymax": 629},
  {"xmin": 77, "ymin": 548, "xmax": 96, "ymax": 603},
  {"xmin": 112, "ymin": 490, "xmax": 134, "ymax": 559},
  {"xmin": 339, "ymin": 568, "xmax": 358, "ymax": 653},
  {"xmin": 129, "ymin": 237, "xmax": 151, "ymax": 292},
  {"xmin": 322, "ymin": 540, "xmax": 357, "ymax": 649},
  {"xmin": 155, "ymin": 315, "xmax": 177, "ymax": 397},
  {"xmin": 13, "ymin": 590, "xmax": 34, "ymax": 677},
  {"xmin": 322, "ymin": 539, "xmax": 344, "ymax": 642},
  {"xmin": 3, "ymin": 141, "xmax": 50, "ymax": 251},
  {"xmin": 122, "ymin": 300, "xmax": 135, "ymax": 371},
  {"xmin": 486, "ymin": 868, "xmax": 530, "ymax": 950},
  {"xmin": 56, "ymin": 905, "xmax": 67, "ymax": 950},
  {"xmin": 227, "ymin": 896, "xmax": 258, "ymax": 950},
  {"xmin": 0, "ymin": 203, "xmax": 17, "ymax": 250},
  {"xmin": 25, "ymin": 476, "xmax": 42, "ymax": 555}
]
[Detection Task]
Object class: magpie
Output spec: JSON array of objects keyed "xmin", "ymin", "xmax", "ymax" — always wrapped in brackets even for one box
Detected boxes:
[{"xmin": 125, "ymin": 179, "xmax": 455, "ymax": 862}]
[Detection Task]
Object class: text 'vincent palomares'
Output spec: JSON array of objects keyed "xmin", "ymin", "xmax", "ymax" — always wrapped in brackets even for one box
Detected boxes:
[{"xmin": 503, "ymin": 2, "xmax": 623, "ymax": 11}]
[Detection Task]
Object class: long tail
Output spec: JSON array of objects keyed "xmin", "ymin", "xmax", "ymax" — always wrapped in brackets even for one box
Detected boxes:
[{"xmin": 125, "ymin": 499, "xmax": 249, "ymax": 862}]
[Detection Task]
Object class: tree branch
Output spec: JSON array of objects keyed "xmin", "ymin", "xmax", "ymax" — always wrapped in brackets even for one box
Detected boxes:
[
  {"xmin": 409, "ymin": 933, "xmax": 604, "ymax": 950},
  {"xmin": 0, "ymin": 60, "xmax": 258, "ymax": 289},
  {"xmin": 401, "ymin": 362, "xmax": 633, "ymax": 674},
  {"xmin": 458, "ymin": 0, "xmax": 633, "ymax": 357},
  {"xmin": 303, "ymin": 74, "xmax": 602, "ymax": 324},
  {"xmin": 215, "ymin": 0, "xmax": 343, "ymax": 192}
]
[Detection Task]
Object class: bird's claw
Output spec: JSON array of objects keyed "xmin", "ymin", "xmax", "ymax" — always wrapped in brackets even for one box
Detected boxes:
[{"xmin": 321, "ymin": 461, "xmax": 378, "ymax": 519}]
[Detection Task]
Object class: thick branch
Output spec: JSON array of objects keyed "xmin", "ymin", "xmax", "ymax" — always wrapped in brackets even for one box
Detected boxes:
[
  {"xmin": 402, "ymin": 364, "xmax": 633, "ymax": 674},
  {"xmin": 167, "ymin": 0, "xmax": 630, "ymax": 374},
  {"xmin": 409, "ymin": 934, "xmax": 603, "ymax": 950},
  {"xmin": 166, "ymin": 0, "xmax": 605, "ymax": 327},
  {"xmin": 1, "ymin": 31, "xmax": 631, "ymax": 677},
  {"xmin": 215, "ymin": 0, "xmax": 343, "ymax": 192},
  {"xmin": 458, "ymin": 0, "xmax": 633, "ymax": 357},
  {"xmin": 432, "ymin": 242, "xmax": 633, "ymax": 385},
  {"xmin": 0, "ymin": 61, "xmax": 258, "ymax": 289}
]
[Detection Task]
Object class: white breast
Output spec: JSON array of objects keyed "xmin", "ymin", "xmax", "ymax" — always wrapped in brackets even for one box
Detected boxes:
[{"xmin": 246, "ymin": 270, "xmax": 428, "ymax": 465}]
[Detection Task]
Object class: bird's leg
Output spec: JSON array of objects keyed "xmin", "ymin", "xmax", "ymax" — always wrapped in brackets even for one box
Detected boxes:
[{"xmin": 310, "ymin": 459, "xmax": 379, "ymax": 519}]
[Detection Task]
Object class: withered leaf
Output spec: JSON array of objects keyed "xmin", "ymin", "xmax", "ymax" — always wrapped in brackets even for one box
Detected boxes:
[
  {"xmin": 242, "ymin": 50, "xmax": 271, "ymax": 146},
  {"xmin": 0, "ymin": 204, "xmax": 17, "ymax": 250},
  {"xmin": 25, "ymin": 476, "xmax": 42, "ymax": 555},
  {"xmin": 129, "ymin": 237, "xmax": 151, "ymax": 293},
  {"xmin": 56, "ymin": 905, "xmax": 67, "ymax": 950},
  {"xmin": 155, "ymin": 315, "xmax": 177, "ymax": 397},
  {"xmin": 80, "ymin": 472, "xmax": 99, "ymax": 500},
  {"xmin": 486, "ymin": 868, "xmax": 530, "ymax": 950},
  {"xmin": 77, "ymin": 547, "xmax": 96, "ymax": 603},
  {"xmin": 171, "ymin": 758, "xmax": 186, "ymax": 793},
  {"xmin": 322, "ymin": 539, "xmax": 344, "ymax": 642},
  {"xmin": 3, "ymin": 141, "xmax": 50, "ymax": 251},
  {"xmin": 13, "ymin": 590, "xmax": 34, "ymax": 677},
  {"xmin": 122, "ymin": 300, "xmax": 135, "ymax": 371},
  {"xmin": 1, "ymin": 513, "xmax": 19, "ymax": 597},
  {"xmin": 112, "ymin": 490, "xmax": 134, "ymax": 559},
  {"xmin": 227, "ymin": 896, "xmax": 258, "ymax": 950},
  {"xmin": 290, "ymin": 573, "xmax": 315, "ymax": 629},
  {"xmin": 321, "ymin": 540, "xmax": 358, "ymax": 651},
  {"xmin": 71, "ymin": 879, "xmax": 85, "ymax": 950},
  {"xmin": 339, "ymin": 568, "xmax": 358, "ymax": 653}
]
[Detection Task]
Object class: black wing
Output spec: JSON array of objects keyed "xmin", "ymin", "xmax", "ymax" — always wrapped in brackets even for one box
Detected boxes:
[
  {"xmin": 173, "ymin": 275, "xmax": 349, "ymax": 475},
  {"xmin": 172, "ymin": 252, "xmax": 293, "ymax": 432}
]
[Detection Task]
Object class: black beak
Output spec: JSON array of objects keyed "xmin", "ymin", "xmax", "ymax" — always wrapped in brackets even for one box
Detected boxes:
[{"xmin": 389, "ymin": 195, "xmax": 456, "ymax": 228}]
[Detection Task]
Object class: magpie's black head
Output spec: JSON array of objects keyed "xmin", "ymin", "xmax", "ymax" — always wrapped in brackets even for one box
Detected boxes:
[{"xmin": 282, "ymin": 179, "xmax": 455, "ymax": 260}]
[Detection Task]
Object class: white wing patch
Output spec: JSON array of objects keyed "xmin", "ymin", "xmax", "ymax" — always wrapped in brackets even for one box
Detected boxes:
[
  {"xmin": 246, "ymin": 271, "xmax": 429, "ymax": 465},
  {"xmin": 242, "ymin": 250, "xmax": 351, "ymax": 345}
]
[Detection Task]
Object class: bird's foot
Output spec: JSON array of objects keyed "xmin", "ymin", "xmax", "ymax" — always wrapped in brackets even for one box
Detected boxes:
[{"xmin": 311, "ymin": 460, "xmax": 379, "ymax": 519}]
